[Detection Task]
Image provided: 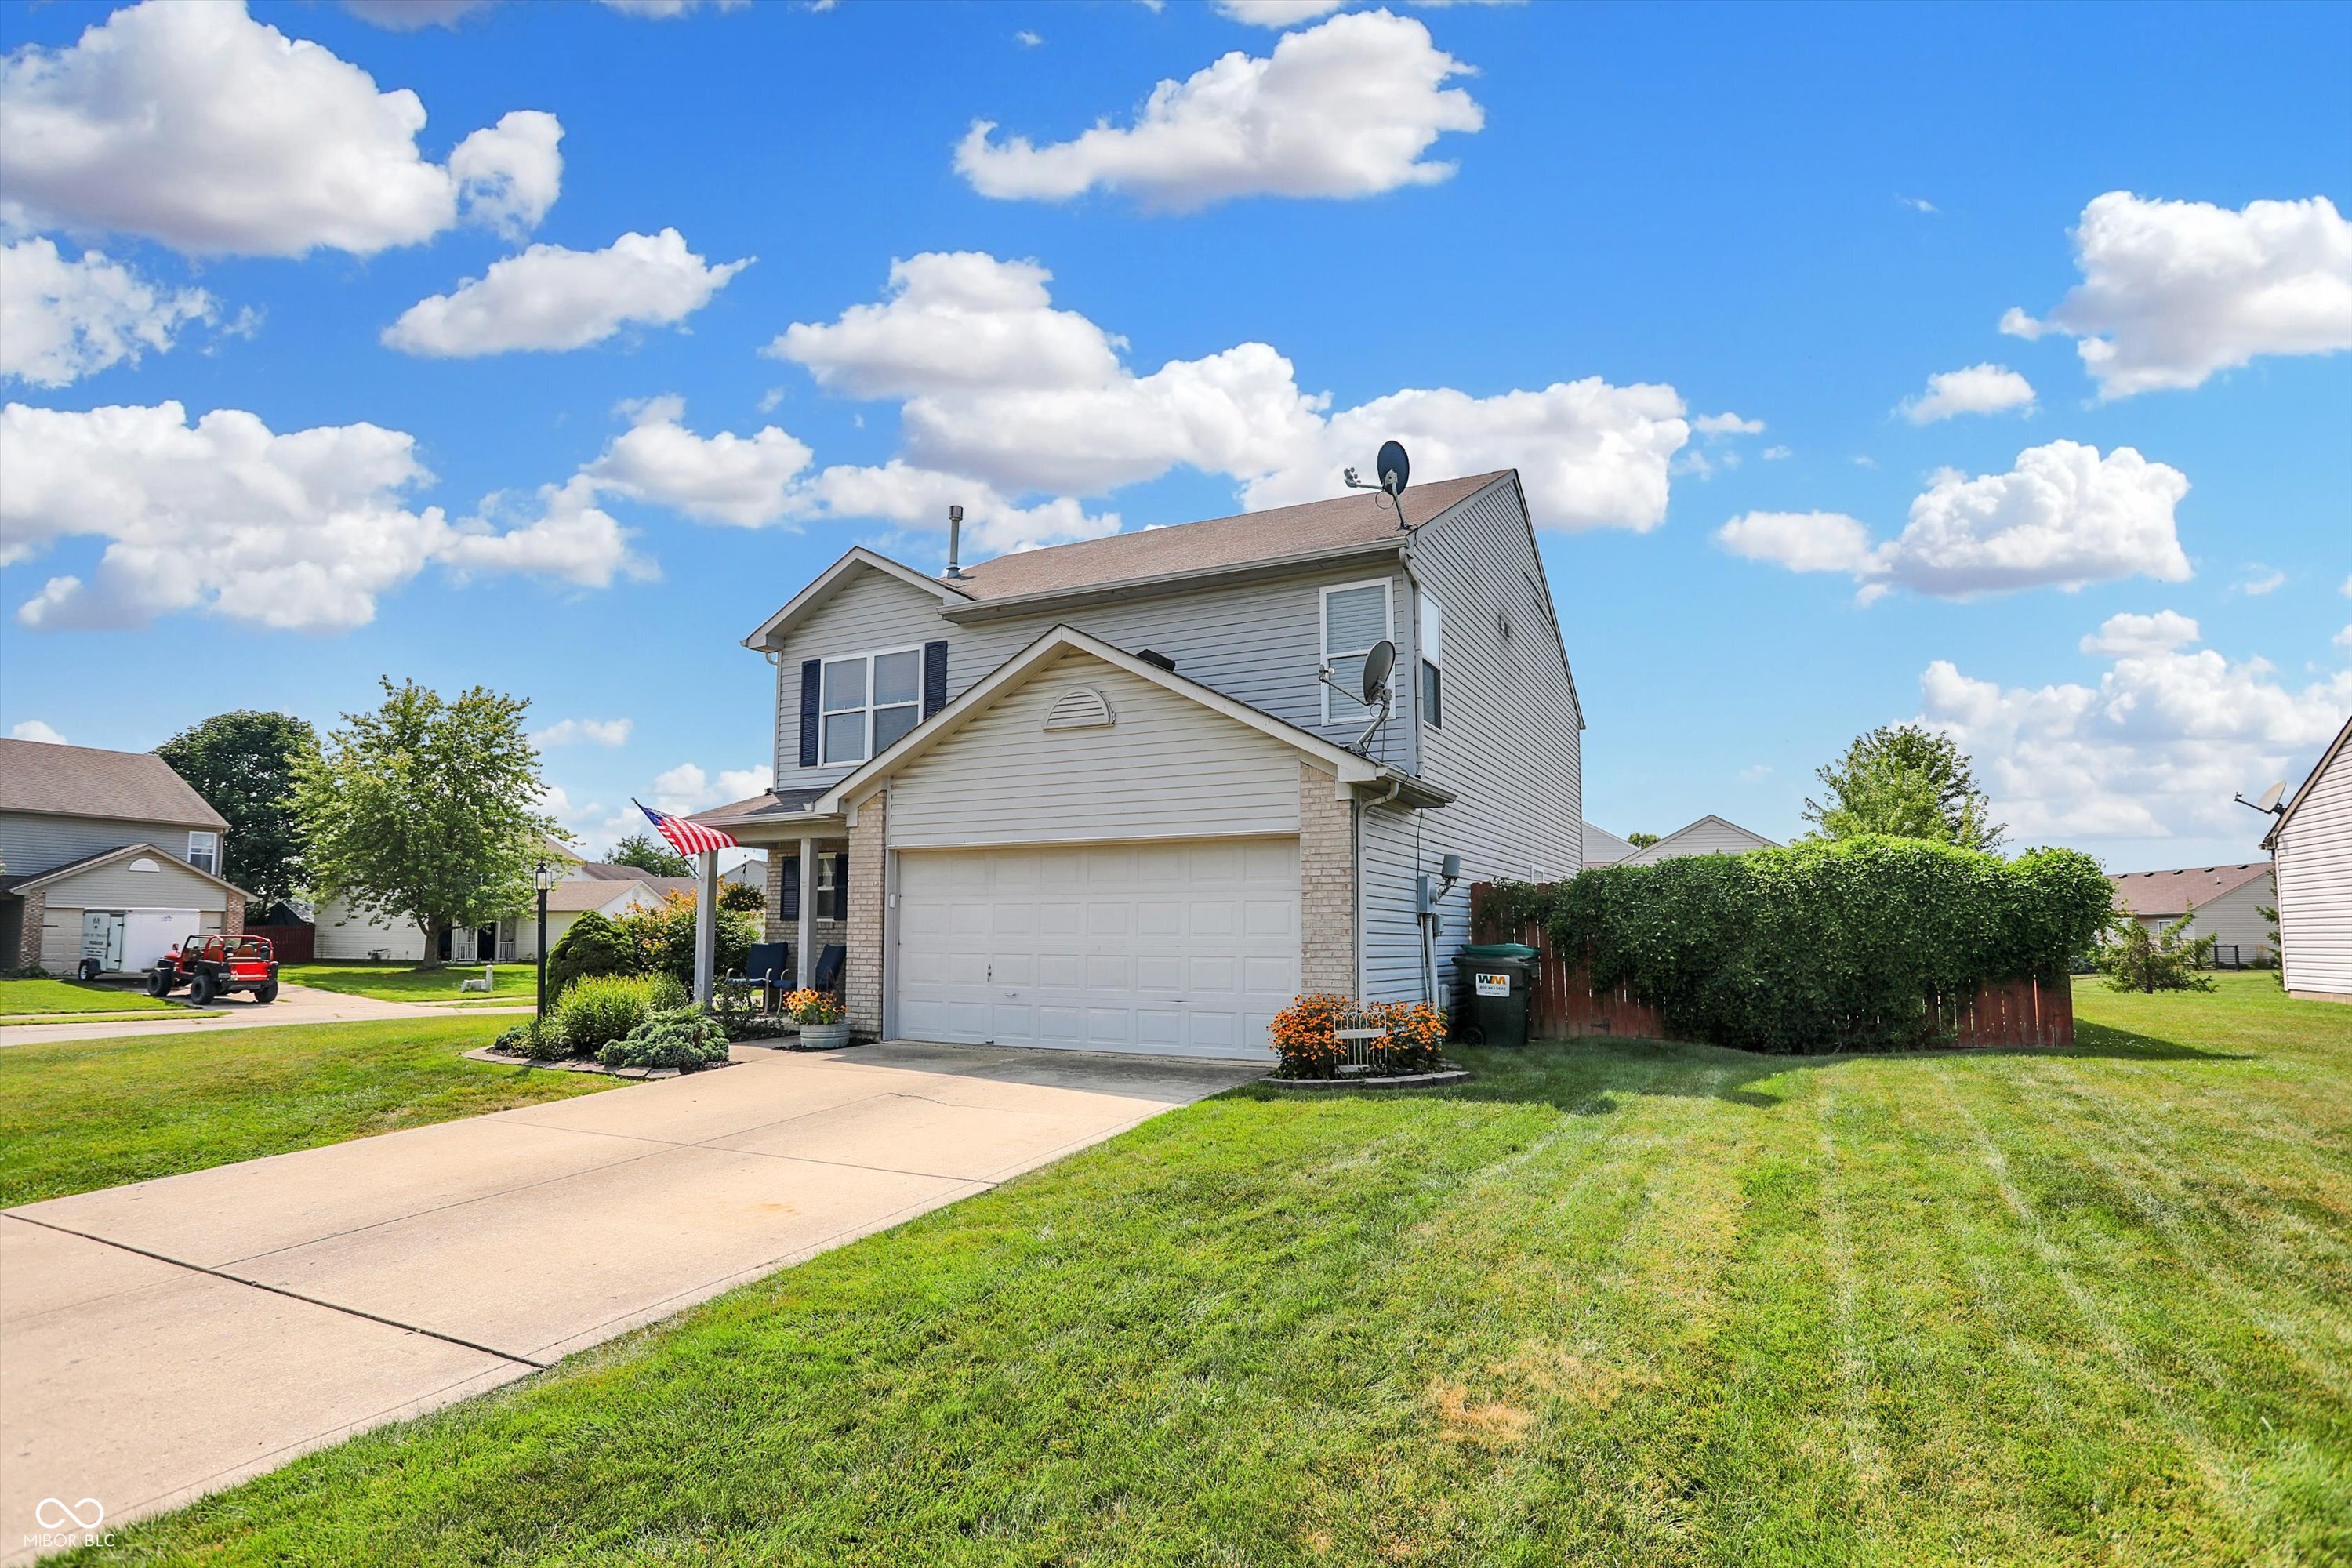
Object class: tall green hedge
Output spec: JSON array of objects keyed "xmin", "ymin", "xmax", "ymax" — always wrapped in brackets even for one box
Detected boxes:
[{"xmin": 1483, "ymin": 835, "xmax": 2113, "ymax": 1054}]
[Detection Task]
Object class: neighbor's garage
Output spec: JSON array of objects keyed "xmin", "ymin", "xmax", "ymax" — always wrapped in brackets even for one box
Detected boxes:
[{"xmin": 895, "ymin": 837, "xmax": 1300, "ymax": 1058}]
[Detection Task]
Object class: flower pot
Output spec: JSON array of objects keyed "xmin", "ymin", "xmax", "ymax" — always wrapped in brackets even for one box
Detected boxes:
[{"xmin": 797, "ymin": 1021, "xmax": 851, "ymax": 1050}]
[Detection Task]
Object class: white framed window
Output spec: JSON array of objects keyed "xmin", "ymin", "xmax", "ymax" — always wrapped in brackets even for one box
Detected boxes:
[
  {"xmin": 186, "ymin": 831, "xmax": 220, "ymax": 875},
  {"xmin": 1320, "ymin": 579, "xmax": 1394, "ymax": 722},
  {"xmin": 1417, "ymin": 587, "xmax": 1444, "ymax": 731},
  {"xmin": 819, "ymin": 646, "xmax": 924, "ymax": 765}
]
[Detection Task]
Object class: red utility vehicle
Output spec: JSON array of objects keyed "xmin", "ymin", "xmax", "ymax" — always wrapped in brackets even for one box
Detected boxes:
[{"xmin": 147, "ymin": 934, "xmax": 279, "ymax": 1005}]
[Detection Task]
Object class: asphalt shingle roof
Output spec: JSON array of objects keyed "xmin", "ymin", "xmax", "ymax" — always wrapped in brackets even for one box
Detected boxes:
[
  {"xmin": 2108, "ymin": 862, "xmax": 2271, "ymax": 916},
  {"xmin": 0, "ymin": 738, "xmax": 228, "ymax": 829}
]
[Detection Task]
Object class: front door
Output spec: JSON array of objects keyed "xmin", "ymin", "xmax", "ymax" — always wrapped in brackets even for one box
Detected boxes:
[{"xmin": 475, "ymin": 924, "xmax": 497, "ymax": 962}]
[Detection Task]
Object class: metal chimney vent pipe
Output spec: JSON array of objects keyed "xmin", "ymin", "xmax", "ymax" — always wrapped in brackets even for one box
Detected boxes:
[{"xmin": 946, "ymin": 504, "xmax": 964, "ymax": 579}]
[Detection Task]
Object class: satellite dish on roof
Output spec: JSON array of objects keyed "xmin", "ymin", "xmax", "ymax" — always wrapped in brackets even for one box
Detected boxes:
[
  {"xmin": 2258, "ymin": 780, "xmax": 2286, "ymax": 811},
  {"xmin": 1363, "ymin": 638, "xmax": 1396, "ymax": 705},
  {"xmin": 1377, "ymin": 440, "xmax": 1410, "ymax": 496}
]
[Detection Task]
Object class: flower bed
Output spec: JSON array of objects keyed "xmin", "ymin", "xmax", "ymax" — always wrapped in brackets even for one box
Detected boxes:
[{"xmin": 1267, "ymin": 993, "xmax": 1462, "ymax": 1085}]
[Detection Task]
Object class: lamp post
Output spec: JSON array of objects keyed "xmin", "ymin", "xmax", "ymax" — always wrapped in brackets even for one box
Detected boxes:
[{"xmin": 533, "ymin": 859, "xmax": 552, "ymax": 1027}]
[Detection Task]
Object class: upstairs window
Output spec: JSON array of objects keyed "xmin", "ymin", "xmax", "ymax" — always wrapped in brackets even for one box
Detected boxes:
[
  {"xmin": 1418, "ymin": 588, "xmax": 1444, "ymax": 731},
  {"xmin": 820, "ymin": 648, "xmax": 923, "ymax": 764},
  {"xmin": 187, "ymin": 831, "xmax": 219, "ymax": 875},
  {"xmin": 1321, "ymin": 579, "xmax": 1393, "ymax": 722}
]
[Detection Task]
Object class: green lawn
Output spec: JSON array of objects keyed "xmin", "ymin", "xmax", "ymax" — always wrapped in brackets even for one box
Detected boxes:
[
  {"xmin": 0, "ymin": 1017, "xmax": 617, "ymax": 1207},
  {"xmin": 0, "ymin": 976, "xmax": 183, "ymax": 1018},
  {"xmin": 279, "ymin": 959, "xmax": 543, "ymax": 1002},
  {"xmin": 58, "ymin": 975, "xmax": 2352, "ymax": 1566}
]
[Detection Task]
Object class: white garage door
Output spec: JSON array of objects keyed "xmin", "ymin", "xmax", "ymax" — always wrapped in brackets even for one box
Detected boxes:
[{"xmin": 896, "ymin": 838, "xmax": 1300, "ymax": 1060}]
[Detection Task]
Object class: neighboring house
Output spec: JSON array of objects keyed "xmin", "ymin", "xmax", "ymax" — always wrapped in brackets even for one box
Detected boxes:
[
  {"xmin": 312, "ymin": 840, "xmax": 691, "ymax": 964},
  {"xmin": 2107, "ymin": 863, "xmax": 2275, "ymax": 965},
  {"xmin": 1582, "ymin": 822, "xmax": 1638, "ymax": 867},
  {"xmin": 721, "ymin": 855, "xmax": 767, "ymax": 894},
  {"xmin": 692, "ymin": 469, "xmax": 1584, "ymax": 1060},
  {"xmin": 1617, "ymin": 815, "xmax": 1780, "ymax": 866},
  {"xmin": 0, "ymin": 736, "xmax": 249, "ymax": 975},
  {"xmin": 2265, "ymin": 712, "xmax": 2352, "ymax": 1002}
]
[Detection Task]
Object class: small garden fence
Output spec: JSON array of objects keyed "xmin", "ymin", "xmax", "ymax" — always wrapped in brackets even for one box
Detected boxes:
[
  {"xmin": 1471, "ymin": 881, "xmax": 2077, "ymax": 1050},
  {"xmin": 245, "ymin": 921, "xmax": 314, "ymax": 964}
]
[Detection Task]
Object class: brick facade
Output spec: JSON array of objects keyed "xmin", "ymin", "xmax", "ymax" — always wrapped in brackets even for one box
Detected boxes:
[
  {"xmin": 762, "ymin": 846, "xmax": 849, "ymax": 964},
  {"xmin": 13, "ymin": 890, "xmax": 45, "ymax": 971},
  {"xmin": 844, "ymin": 792, "xmax": 887, "ymax": 1037},
  {"xmin": 1298, "ymin": 761, "xmax": 1357, "ymax": 996},
  {"xmin": 225, "ymin": 891, "xmax": 245, "ymax": 936}
]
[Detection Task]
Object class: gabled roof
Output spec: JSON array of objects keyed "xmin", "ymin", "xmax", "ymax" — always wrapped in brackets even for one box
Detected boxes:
[
  {"xmin": 742, "ymin": 546, "xmax": 973, "ymax": 650},
  {"xmin": 2109, "ymin": 862, "xmax": 2272, "ymax": 917},
  {"xmin": 2265, "ymin": 710, "xmax": 2352, "ymax": 850},
  {"xmin": 542, "ymin": 874, "xmax": 698, "ymax": 914},
  {"xmin": 1582, "ymin": 822, "xmax": 1638, "ymax": 866},
  {"xmin": 1620, "ymin": 815, "xmax": 1780, "ymax": 865},
  {"xmin": 812, "ymin": 624, "xmax": 1454, "ymax": 817},
  {"xmin": 0, "ymin": 738, "xmax": 228, "ymax": 829},
  {"xmin": 0, "ymin": 841, "xmax": 252, "ymax": 898}
]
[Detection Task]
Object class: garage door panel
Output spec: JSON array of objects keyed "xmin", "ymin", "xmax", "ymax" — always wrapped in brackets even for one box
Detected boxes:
[{"xmin": 897, "ymin": 837, "xmax": 1300, "ymax": 1061}]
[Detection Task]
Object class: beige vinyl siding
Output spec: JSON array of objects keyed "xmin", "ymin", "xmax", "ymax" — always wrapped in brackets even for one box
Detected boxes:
[
  {"xmin": 314, "ymin": 895, "xmax": 429, "ymax": 962},
  {"xmin": 2134, "ymin": 877, "xmax": 2277, "ymax": 961},
  {"xmin": 1622, "ymin": 816, "xmax": 1778, "ymax": 864},
  {"xmin": 886, "ymin": 652, "xmax": 1305, "ymax": 850},
  {"xmin": 2276, "ymin": 738, "xmax": 2352, "ymax": 998},
  {"xmin": 768, "ymin": 568, "xmax": 962, "ymax": 790},
  {"xmin": 0, "ymin": 811, "xmax": 216, "ymax": 879},
  {"xmin": 37, "ymin": 855, "xmax": 229, "ymax": 913}
]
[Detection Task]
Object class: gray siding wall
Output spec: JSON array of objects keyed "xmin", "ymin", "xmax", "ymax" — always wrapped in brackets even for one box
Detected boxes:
[
  {"xmin": 0, "ymin": 811, "xmax": 212, "ymax": 879},
  {"xmin": 765, "ymin": 561, "xmax": 1419, "ymax": 796},
  {"xmin": 1359, "ymin": 802, "xmax": 1440, "ymax": 1003},
  {"xmin": 886, "ymin": 652, "xmax": 1304, "ymax": 850},
  {"xmin": 40, "ymin": 855, "xmax": 227, "ymax": 912},
  {"xmin": 2277, "ymin": 739, "xmax": 2352, "ymax": 998},
  {"xmin": 1623, "ymin": 818, "xmax": 1780, "ymax": 864}
]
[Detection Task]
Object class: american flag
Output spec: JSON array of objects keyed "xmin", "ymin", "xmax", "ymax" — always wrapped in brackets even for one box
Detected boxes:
[{"xmin": 635, "ymin": 800, "xmax": 737, "ymax": 858}]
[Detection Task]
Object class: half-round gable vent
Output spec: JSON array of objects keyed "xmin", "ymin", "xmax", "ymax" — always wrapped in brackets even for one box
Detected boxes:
[
  {"xmin": 1042, "ymin": 685, "xmax": 1116, "ymax": 732},
  {"xmin": 127, "ymin": 857, "xmax": 160, "ymax": 872}
]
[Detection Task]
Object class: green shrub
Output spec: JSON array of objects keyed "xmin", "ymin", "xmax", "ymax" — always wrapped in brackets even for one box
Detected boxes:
[
  {"xmin": 551, "ymin": 972, "xmax": 684, "ymax": 1053},
  {"xmin": 492, "ymin": 1018, "xmax": 571, "ymax": 1060},
  {"xmin": 547, "ymin": 909, "xmax": 639, "ymax": 998},
  {"xmin": 612, "ymin": 892, "xmax": 760, "ymax": 990},
  {"xmin": 2096, "ymin": 911, "xmax": 2217, "ymax": 993},
  {"xmin": 599, "ymin": 1005, "xmax": 732, "ymax": 1071},
  {"xmin": 1483, "ymin": 836, "xmax": 2114, "ymax": 1054}
]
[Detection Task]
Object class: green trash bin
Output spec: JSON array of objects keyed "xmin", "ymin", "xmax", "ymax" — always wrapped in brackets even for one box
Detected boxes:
[{"xmin": 1456, "ymin": 942, "xmax": 1537, "ymax": 1047}]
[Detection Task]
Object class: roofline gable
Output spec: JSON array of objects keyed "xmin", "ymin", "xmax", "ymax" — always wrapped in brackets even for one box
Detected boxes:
[
  {"xmin": 742, "ymin": 546, "xmax": 971, "ymax": 651},
  {"xmin": 1411, "ymin": 470, "xmax": 1584, "ymax": 733},
  {"xmin": 2266, "ymin": 710, "xmax": 2352, "ymax": 848},
  {"xmin": 813, "ymin": 623, "xmax": 1450, "ymax": 815},
  {"xmin": 4, "ymin": 840, "xmax": 256, "ymax": 898}
]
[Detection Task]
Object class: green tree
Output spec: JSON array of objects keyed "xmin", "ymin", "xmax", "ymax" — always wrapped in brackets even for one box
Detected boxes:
[
  {"xmin": 2096, "ymin": 909, "xmax": 2217, "ymax": 993},
  {"xmin": 1803, "ymin": 724, "xmax": 2005, "ymax": 851},
  {"xmin": 547, "ymin": 909, "xmax": 639, "ymax": 997},
  {"xmin": 154, "ymin": 711, "xmax": 318, "ymax": 904},
  {"xmin": 293, "ymin": 679, "xmax": 556, "ymax": 966},
  {"xmin": 718, "ymin": 879, "xmax": 764, "ymax": 913},
  {"xmin": 1625, "ymin": 833, "xmax": 1661, "ymax": 849},
  {"xmin": 608, "ymin": 831, "xmax": 691, "ymax": 878}
]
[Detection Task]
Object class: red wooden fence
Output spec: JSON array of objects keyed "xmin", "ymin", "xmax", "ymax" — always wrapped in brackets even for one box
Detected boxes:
[
  {"xmin": 245, "ymin": 922, "xmax": 315, "ymax": 964},
  {"xmin": 1471, "ymin": 884, "xmax": 2072, "ymax": 1049}
]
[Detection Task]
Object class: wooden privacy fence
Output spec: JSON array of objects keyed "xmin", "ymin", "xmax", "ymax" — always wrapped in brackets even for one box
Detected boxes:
[
  {"xmin": 1470, "ymin": 885, "xmax": 2073, "ymax": 1049},
  {"xmin": 245, "ymin": 922, "xmax": 315, "ymax": 964}
]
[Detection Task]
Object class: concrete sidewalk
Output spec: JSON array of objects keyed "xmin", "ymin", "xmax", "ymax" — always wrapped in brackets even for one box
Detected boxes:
[
  {"xmin": 1, "ymin": 982, "xmax": 530, "ymax": 1047},
  {"xmin": 0, "ymin": 1040, "xmax": 1255, "ymax": 1559}
]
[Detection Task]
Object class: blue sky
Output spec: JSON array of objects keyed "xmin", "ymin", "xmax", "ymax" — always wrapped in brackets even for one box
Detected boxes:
[{"xmin": 3, "ymin": 0, "xmax": 2347, "ymax": 872}]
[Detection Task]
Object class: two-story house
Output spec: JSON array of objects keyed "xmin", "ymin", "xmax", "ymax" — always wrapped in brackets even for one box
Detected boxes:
[
  {"xmin": 0, "ymin": 736, "xmax": 250, "ymax": 976},
  {"xmin": 690, "ymin": 469, "xmax": 1584, "ymax": 1059}
]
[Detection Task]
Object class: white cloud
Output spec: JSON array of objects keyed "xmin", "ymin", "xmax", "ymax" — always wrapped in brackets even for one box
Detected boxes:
[
  {"xmin": 1693, "ymin": 412, "xmax": 1763, "ymax": 436},
  {"xmin": 439, "ymin": 475, "xmax": 654, "ymax": 589},
  {"xmin": 2004, "ymin": 192, "xmax": 2352, "ymax": 397},
  {"xmin": 8, "ymin": 720, "xmax": 67, "ymax": 744},
  {"xmin": 1897, "ymin": 195, "xmax": 1938, "ymax": 215},
  {"xmin": 0, "ymin": 237, "xmax": 212, "ymax": 387},
  {"xmin": 583, "ymin": 397, "xmax": 813, "ymax": 527},
  {"xmin": 1899, "ymin": 363, "xmax": 2035, "ymax": 424},
  {"xmin": 1214, "ymin": 0, "xmax": 1348, "ymax": 20},
  {"xmin": 1014, "ymin": 28, "xmax": 1043, "ymax": 46},
  {"xmin": 591, "ymin": 0, "xmax": 747, "ymax": 15},
  {"xmin": 339, "ymin": 0, "xmax": 499, "ymax": 27},
  {"xmin": 773, "ymin": 250, "xmax": 1688, "ymax": 530},
  {"xmin": 0, "ymin": 1, "xmax": 560, "ymax": 256},
  {"xmin": 2078, "ymin": 608, "xmax": 2201, "ymax": 657},
  {"xmin": 2236, "ymin": 566, "xmax": 2286, "ymax": 597},
  {"xmin": 1762, "ymin": 445, "xmax": 1791, "ymax": 461},
  {"xmin": 533, "ymin": 717, "xmax": 633, "ymax": 748},
  {"xmin": 2337, "ymin": 624, "xmax": 2352, "ymax": 653},
  {"xmin": 648, "ymin": 760, "xmax": 773, "ymax": 816},
  {"xmin": 956, "ymin": 10, "xmax": 1483, "ymax": 210},
  {"xmin": 2343, "ymin": 574, "xmax": 2352, "ymax": 598},
  {"xmin": 1, "ymin": 401, "xmax": 649, "ymax": 631},
  {"xmin": 1718, "ymin": 441, "xmax": 2191, "ymax": 601},
  {"xmin": 385, "ymin": 229, "xmax": 750, "ymax": 358},
  {"xmin": 1923, "ymin": 615, "xmax": 2352, "ymax": 839}
]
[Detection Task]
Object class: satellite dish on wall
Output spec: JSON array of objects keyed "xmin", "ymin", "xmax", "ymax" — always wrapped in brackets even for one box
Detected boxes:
[
  {"xmin": 1362, "ymin": 638, "xmax": 1396, "ymax": 704},
  {"xmin": 2257, "ymin": 780, "xmax": 2286, "ymax": 812},
  {"xmin": 1377, "ymin": 440, "xmax": 1410, "ymax": 496}
]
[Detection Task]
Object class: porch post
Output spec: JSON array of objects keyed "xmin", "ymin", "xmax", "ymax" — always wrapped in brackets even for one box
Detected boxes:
[
  {"xmin": 693, "ymin": 849, "xmax": 717, "ymax": 1007},
  {"xmin": 796, "ymin": 834, "xmax": 818, "ymax": 988}
]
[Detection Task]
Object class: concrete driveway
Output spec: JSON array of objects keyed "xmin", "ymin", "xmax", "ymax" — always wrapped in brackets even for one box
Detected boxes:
[{"xmin": 0, "ymin": 1040, "xmax": 1257, "ymax": 1560}]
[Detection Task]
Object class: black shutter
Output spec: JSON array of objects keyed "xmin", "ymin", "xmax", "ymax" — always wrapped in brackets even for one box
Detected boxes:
[
  {"xmin": 797, "ymin": 659, "xmax": 821, "ymax": 768},
  {"xmin": 833, "ymin": 854, "xmax": 850, "ymax": 920},
  {"xmin": 781, "ymin": 855, "xmax": 800, "ymax": 912},
  {"xmin": 922, "ymin": 640, "xmax": 949, "ymax": 719}
]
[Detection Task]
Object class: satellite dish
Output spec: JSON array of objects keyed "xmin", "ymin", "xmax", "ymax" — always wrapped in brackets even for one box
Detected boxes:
[
  {"xmin": 1377, "ymin": 440, "xmax": 1410, "ymax": 496},
  {"xmin": 2258, "ymin": 780, "xmax": 2286, "ymax": 811},
  {"xmin": 1362, "ymin": 638, "xmax": 1396, "ymax": 703}
]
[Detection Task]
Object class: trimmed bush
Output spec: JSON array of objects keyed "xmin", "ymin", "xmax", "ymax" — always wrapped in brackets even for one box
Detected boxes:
[
  {"xmin": 613, "ymin": 893, "xmax": 760, "ymax": 991},
  {"xmin": 492, "ymin": 1018, "xmax": 570, "ymax": 1060},
  {"xmin": 551, "ymin": 972, "xmax": 685, "ymax": 1053},
  {"xmin": 546, "ymin": 910, "xmax": 637, "ymax": 999},
  {"xmin": 1483, "ymin": 835, "xmax": 2113, "ymax": 1054},
  {"xmin": 600, "ymin": 1006, "xmax": 732, "ymax": 1071}
]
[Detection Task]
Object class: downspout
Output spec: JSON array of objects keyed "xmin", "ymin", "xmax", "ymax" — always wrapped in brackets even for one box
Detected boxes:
[{"xmin": 1352, "ymin": 797, "xmax": 1365, "ymax": 1002}]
